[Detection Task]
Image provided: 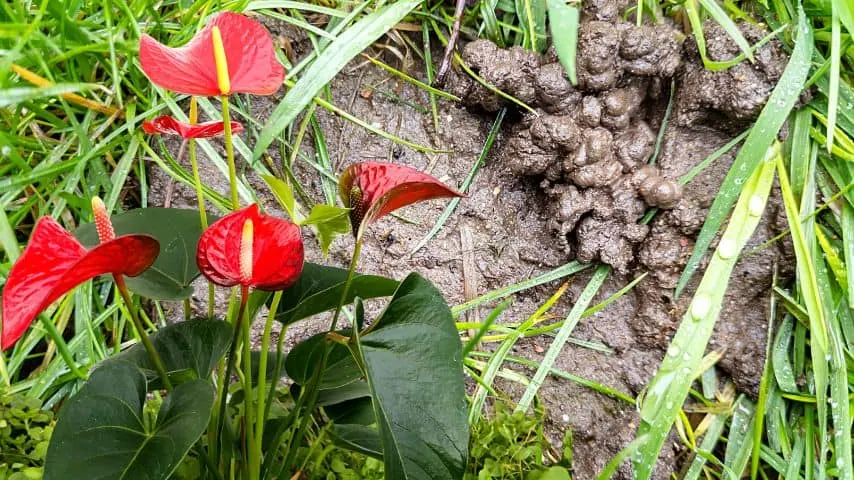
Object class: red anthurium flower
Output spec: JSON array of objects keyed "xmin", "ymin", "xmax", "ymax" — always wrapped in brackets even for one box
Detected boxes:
[
  {"xmin": 1, "ymin": 212, "xmax": 159, "ymax": 350},
  {"xmin": 338, "ymin": 162, "xmax": 465, "ymax": 235},
  {"xmin": 142, "ymin": 115, "xmax": 244, "ymax": 139},
  {"xmin": 197, "ymin": 204, "xmax": 303, "ymax": 291},
  {"xmin": 139, "ymin": 12, "xmax": 284, "ymax": 96}
]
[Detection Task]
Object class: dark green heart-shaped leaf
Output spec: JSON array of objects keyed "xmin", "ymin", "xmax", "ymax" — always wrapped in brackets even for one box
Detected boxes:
[
  {"xmin": 44, "ymin": 361, "xmax": 214, "ymax": 480},
  {"xmin": 285, "ymin": 331, "xmax": 361, "ymax": 389},
  {"xmin": 351, "ymin": 273, "xmax": 469, "ymax": 480},
  {"xmin": 107, "ymin": 318, "xmax": 232, "ymax": 390},
  {"xmin": 326, "ymin": 397, "xmax": 376, "ymax": 426},
  {"xmin": 76, "ymin": 208, "xmax": 215, "ymax": 300},
  {"xmin": 274, "ymin": 262, "xmax": 398, "ymax": 325},
  {"xmin": 332, "ymin": 424, "xmax": 383, "ymax": 460}
]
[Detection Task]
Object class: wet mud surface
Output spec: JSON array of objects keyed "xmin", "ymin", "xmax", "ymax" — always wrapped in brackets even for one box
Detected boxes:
[{"xmin": 146, "ymin": 9, "xmax": 792, "ymax": 478}]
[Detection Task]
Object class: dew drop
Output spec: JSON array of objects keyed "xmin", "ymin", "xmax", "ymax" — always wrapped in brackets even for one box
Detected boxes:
[
  {"xmin": 667, "ymin": 345, "xmax": 680, "ymax": 357},
  {"xmin": 665, "ymin": 401, "xmax": 674, "ymax": 410},
  {"xmin": 681, "ymin": 367, "xmax": 692, "ymax": 375},
  {"xmin": 748, "ymin": 195, "xmax": 765, "ymax": 216},
  {"xmin": 691, "ymin": 294, "xmax": 711, "ymax": 320},
  {"xmin": 717, "ymin": 238, "xmax": 737, "ymax": 260}
]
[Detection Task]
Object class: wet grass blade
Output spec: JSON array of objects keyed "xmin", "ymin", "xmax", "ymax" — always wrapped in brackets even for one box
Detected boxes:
[
  {"xmin": 675, "ymin": 8, "xmax": 813, "ymax": 297},
  {"xmin": 723, "ymin": 396, "xmax": 757, "ymax": 478},
  {"xmin": 776, "ymin": 153, "xmax": 830, "ymax": 414},
  {"xmin": 683, "ymin": 407, "xmax": 730, "ymax": 480},
  {"xmin": 827, "ymin": 0, "xmax": 841, "ymax": 153},
  {"xmin": 468, "ymin": 283, "xmax": 569, "ymax": 424},
  {"xmin": 410, "ymin": 108, "xmax": 506, "ymax": 254},
  {"xmin": 633, "ymin": 150, "xmax": 777, "ymax": 480},
  {"xmin": 697, "ymin": 0, "xmax": 754, "ymax": 62},
  {"xmin": 254, "ymin": 0, "xmax": 422, "ymax": 159},
  {"xmin": 0, "ymin": 84, "xmax": 96, "ymax": 108},
  {"xmin": 452, "ymin": 261, "xmax": 591, "ymax": 316},
  {"xmin": 546, "ymin": 0, "xmax": 580, "ymax": 85},
  {"xmin": 516, "ymin": 264, "xmax": 610, "ymax": 413}
]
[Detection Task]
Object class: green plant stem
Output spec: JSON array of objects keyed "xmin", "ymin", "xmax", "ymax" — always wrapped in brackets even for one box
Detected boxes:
[
  {"xmin": 214, "ymin": 285, "xmax": 250, "ymax": 473},
  {"xmin": 254, "ymin": 291, "xmax": 283, "ymax": 467},
  {"xmin": 37, "ymin": 315, "xmax": 87, "ymax": 379},
  {"xmin": 242, "ymin": 302, "xmax": 259, "ymax": 480},
  {"xmin": 221, "ymin": 95, "xmax": 239, "ymax": 210},
  {"xmin": 279, "ymin": 239, "xmax": 363, "ymax": 477},
  {"xmin": 113, "ymin": 275, "xmax": 172, "ymax": 391},
  {"xmin": 187, "ymin": 96, "xmax": 215, "ymax": 318}
]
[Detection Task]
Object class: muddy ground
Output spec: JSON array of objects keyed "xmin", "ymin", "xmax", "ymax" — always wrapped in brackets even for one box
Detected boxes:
[{"xmin": 147, "ymin": 6, "xmax": 792, "ymax": 477}]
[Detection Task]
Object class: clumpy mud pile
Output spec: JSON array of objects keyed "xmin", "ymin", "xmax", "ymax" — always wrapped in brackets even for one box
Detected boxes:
[
  {"xmin": 446, "ymin": 6, "xmax": 788, "ymax": 275},
  {"xmin": 145, "ymin": 6, "xmax": 792, "ymax": 477}
]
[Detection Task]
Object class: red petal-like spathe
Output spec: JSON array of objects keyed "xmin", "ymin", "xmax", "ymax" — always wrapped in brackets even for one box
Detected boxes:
[
  {"xmin": 139, "ymin": 12, "xmax": 285, "ymax": 96},
  {"xmin": 1, "ymin": 218, "xmax": 159, "ymax": 350},
  {"xmin": 142, "ymin": 116, "xmax": 244, "ymax": 139},
  {"xmin": 196, "ymin": 204, "xmax": 304, "ymax": 290},
  {"xmin": 338, "ymin": 162, "xmax": 465, "ymax": 233}
]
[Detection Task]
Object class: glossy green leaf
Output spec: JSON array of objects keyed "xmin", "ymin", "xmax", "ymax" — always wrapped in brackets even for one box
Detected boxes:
[
  {"xmin": 326, "ymin": 397, "xmax": 376, "ymax": 426},
  {"xmin": 352, "ymin": 273, "xmax": 468, "ymax": 480},
  {"xmin": 300, "ymin": 204, "xmax": 351, "ymax": 256},
  {"xmin": 285, "ymin": 331, "xmax": 362, "ymax": 389},
  {"xmin": 332, "ymin": 424, "xmax": 384, "ymax": 459},
  {"xmin": 274, "ymin": 262, "xmax": 398, "ymax": 325},
  {"xmin": 44, "ymin": 362, "xmax": 214, "ymax": 480},
  {"xmin": 76, "ymin": 208, "xmax": 214, "ymax": 300},
  {"xmin": 547, "ymin": 0, "xmax": 579, "ymax": 85},
  {"xmin": 254, "ymin": 0, "xmax": 422, "ymax": 159},
  {"xmin": 108, "ymin": 318, "xmax": 232, "ymax": 390}
]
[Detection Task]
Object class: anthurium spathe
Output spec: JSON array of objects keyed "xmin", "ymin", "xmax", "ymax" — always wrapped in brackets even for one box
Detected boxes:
[
  {"xmin": 143, "ymin": 115, "xmax": 244, "ymax": 139},
  {"xmin": 338, "ymin": 162, "xmax": 465, "ymax": 235},
  {"xmin": 1, "ymin": 216, "xmax": 159, "ymax": 350},
  {"xmin": 197, "ymin": 204, "xmax": 303, "ymax": 290},
  {"xmin": 139, "ymin": 12, "xmax": 284, "ymax": 96}
]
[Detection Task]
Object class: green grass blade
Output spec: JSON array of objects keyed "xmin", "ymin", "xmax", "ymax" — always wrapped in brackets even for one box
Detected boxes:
[
  {"xmin": 724, "ymin": 396, "xmax": 757, "ymax": 478},
  {"xmin": 697, "ymin": 0, "xmax": 755, "ymax": 62},
  {"xmin": 675, "ymin": 8, "xmax": 813, "ymax": 297},
  {"xmin": 776, "ymin": 154, "xmax": 830, "ymax": 472},
  {"xmin": 546, "ymin": 0, "xmax": 580, "ymax": 85},
  {"xmin": 468, "ymin": 284, "xmax": 568, "ymax": 424},
  {"xmin": 254, "ymin": 0, "xmax": 422, "ymax": 159},
  {"xmin": 634, "ymin": 150, "xmax": 777, "ymax": 479},
  {"xmin": 0, "ymin": 83, "xmax": 95, "ymax": 108},
  {"xmin": 827, "ymin": 0, "xmax": 841, "ymax": 153},
  {"xmin": 515, "ymin": 264, "xmax": 610, "ymax": 413},
  {"xmin": 683, "ymin": 409, "xmax": 730, "ymax": 480},
  {"xmin": 452, "ymin": 261, "xmax": 591, "ymax": 316}
]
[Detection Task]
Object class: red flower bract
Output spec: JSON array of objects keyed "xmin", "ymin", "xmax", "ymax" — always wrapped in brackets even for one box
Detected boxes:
[
  {"xmin": 1, "ymin": 218, "xmax": 159, "ymax": 350},
  {"xmin": 338, "ymin": 162, "xmax": 465, "ymax": 234},
  {"xmin": 197, "ymin": 204, "xmax": 304, "ymax": 290},
  {"xmin": 139, "ymin": 12, "xmax": 284, "ymax": 96},
  {"xmin": 142, "ymin": 115, "xmax": 244, "ymax": 139}
]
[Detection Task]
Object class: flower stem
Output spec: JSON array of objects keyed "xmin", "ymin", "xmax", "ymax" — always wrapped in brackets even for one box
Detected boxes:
[
  {"xmin": 113, "ymin": 275, "xmax": 172, "ymax": 391},
  {"xmin": 220, "ymin": 95, "xmax": 239, "ymax": 210},
  {"xmin": 254, "ymin": 290, "xmax": 283, "ymax": 469},
  {"xmin": 214, "ymin": 285, "xmax": 250, "ymax": 473},
  {"xmin": 278, "ymin": 239, "xmax": 363, "ymax": 476},
  {"xmin": 188, "ymin": 97, "xmax": 216, "ymax": 318},
  {"xmin": 242, "ymin": 297, "xmax": 259, "ymax": 479}
]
